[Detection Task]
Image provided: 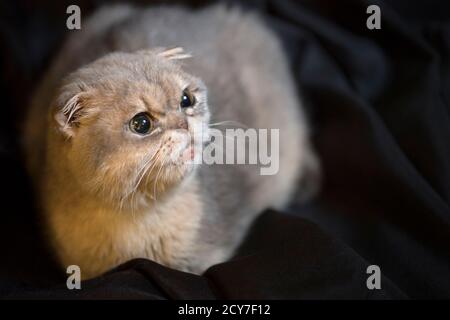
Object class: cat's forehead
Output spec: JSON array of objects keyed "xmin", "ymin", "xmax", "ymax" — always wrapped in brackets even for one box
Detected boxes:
[
  {"xmin": 89, "ymin": 57, "xmax": 187, "ymax": 91},
  {"xmin": 64, "ymin": 51, "xmax": 201, "ymax": 115},
  {"xmin": 85, "ymin": 51, "xmax": 185, "ymax": 82},
  {"xmin": 120, "ymin": 71, "xmax": 188, "ymax": 99},
  {"xmin": 127, "ymin": 83, "xmax": 176, "ymax": 114},
  {"xmin": 94, "ymin": 74, "xmax": 189, "ymax": 116}
]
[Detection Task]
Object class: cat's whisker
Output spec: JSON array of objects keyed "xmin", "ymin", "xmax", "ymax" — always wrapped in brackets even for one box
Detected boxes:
[
  {"xmin": 127, "ymin": 157, "xmax": 153, "ymax": 202},
  {"xmin": 143, "ymin": 151, "xmax": 164, "ymax": 200},
  {"xmin": 153, "ymin": 152, "xmax": 169, "ymax": 201},
  {"xmin": 130, "ymin": 150, "xmax": 162, "ymax": 209},
  {"xmin": 208, "ymin": 120, "xmax": 248, "ymax": 129},
  {"xmin": 133, "ymin": 150, "xmax": 160, "ymax": 192},
  {"xmin": 121, "ymin": 147, "xmax": 161, "ymax": 210},
  {"xmin": 143, "ymin": 154, "xmax": 162, "ymax": 198}
]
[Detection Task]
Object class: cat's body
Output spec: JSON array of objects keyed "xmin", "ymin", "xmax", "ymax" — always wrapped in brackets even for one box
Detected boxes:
[{"xmin": 24, "ymin": 4, "xmax": 319, "ymax": 279}]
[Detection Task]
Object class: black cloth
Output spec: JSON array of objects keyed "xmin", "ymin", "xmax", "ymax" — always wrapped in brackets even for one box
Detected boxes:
[
  {"xmin": 0, "ymin": 0, "xmax": 449, "ymax": 299},
  {"xmin": 2, "ymin": 211, "xmax": 405, "ymax": 299}
]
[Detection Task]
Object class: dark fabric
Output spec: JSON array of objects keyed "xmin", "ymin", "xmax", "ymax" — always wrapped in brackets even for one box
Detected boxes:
[
  {"xmin": 0, "ymin": 0, "xmax": 449, "ymax": 299},
  {"xmin": 3, "ymin": 211, "xmax": 406, "ymax": 299}
]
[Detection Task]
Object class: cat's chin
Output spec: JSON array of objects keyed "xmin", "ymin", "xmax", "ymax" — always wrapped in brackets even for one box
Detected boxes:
[
  {"xmin": 167, "ymin": 160, "xmax": 197, "ymax": 179},
  {"xmin": 159, "ymin": 157, "xmax": 198, "ymax": 186},
  {"xmin": 166, "ymin": 143, "xmax": 200, "ymax": 172},
  {"xmin": 126, "ymin": 164, "xmax": 196, "ymax": 210}
]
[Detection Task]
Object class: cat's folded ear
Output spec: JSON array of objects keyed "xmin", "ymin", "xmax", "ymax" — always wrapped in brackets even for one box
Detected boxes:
[
  {"xmin": 53, "ymin": 85, "xmax": 95, "ymax": 138},
  {"xmin": 136, "ymin": 47, "xmax": 192, "ymax": 62},
  {"xmin": 156, "ymin": 47, "xmax": 192, "ymax": 60}
]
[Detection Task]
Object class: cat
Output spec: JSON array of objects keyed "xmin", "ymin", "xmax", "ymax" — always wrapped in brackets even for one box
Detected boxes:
[{"xmin": 23, "ymin": 4, "xmax": 320, "ymax": 279}]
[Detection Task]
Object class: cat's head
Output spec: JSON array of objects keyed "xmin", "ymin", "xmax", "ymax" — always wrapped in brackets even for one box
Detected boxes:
[{"xmin": 52, "ymin": 48, "xmax": 209, "ymax": 210}]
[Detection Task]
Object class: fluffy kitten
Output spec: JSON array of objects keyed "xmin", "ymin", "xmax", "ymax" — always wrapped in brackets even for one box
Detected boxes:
[{"xmin": 23, "ymin": 4, "xmax": 320, "ymax": 279}]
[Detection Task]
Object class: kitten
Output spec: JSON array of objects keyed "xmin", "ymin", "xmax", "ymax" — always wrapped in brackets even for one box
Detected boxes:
[{"xmin": 23, "ymin": 4, "xmax": 320, "ymax": 279}]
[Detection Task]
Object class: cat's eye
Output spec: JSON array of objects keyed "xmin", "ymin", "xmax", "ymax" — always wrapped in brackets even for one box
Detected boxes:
[
  {"xmin": 180, "ymin": 90, "xmax": 195, "ymax": 108},
  {"xmin": 129, "ymin": 112, "xmax": 152, "ymax": 135}
]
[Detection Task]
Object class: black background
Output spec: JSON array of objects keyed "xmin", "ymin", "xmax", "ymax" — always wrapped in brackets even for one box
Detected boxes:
[{"xmin": 0, "ymin": 0, "xmax": 449, "ymax": 299}]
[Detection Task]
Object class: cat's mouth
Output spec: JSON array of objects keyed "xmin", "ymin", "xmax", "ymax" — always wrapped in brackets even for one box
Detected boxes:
[
  {"xmin": 181, "ymin": 145, "xmax": 195, "ymax": 161},
  {"xmin": 165, "ymin": 137, "xmax": 197, "ymax": 168},
  {"xmin": 173, "ymin": 143, "xmax": 196, "ymax": 166},
  {"xmin": 172, "ymin": 132, "xmax": 198, "ymax": 161}
]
